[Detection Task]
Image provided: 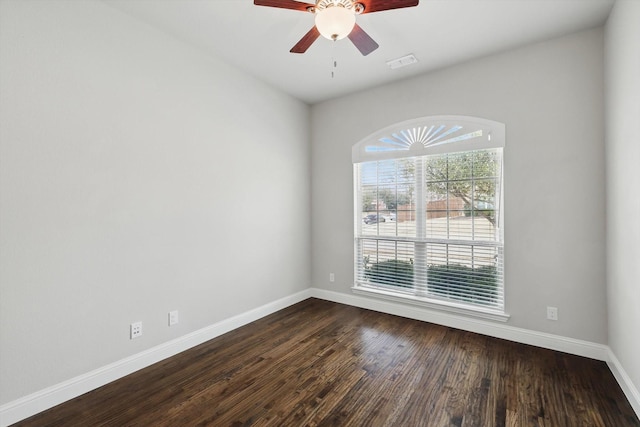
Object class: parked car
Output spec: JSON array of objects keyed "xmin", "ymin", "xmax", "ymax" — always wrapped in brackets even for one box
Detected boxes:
[
  {"xmin": 382, "ymin": 213, "xmax": 397, "ymax": 221},
  {"xmin": 475, "ymin": 201, "xmax": 494, "ymax": 210},
  {"xmin": 363, "ymin": 214, "xmax": 385, "ymax": 224}
]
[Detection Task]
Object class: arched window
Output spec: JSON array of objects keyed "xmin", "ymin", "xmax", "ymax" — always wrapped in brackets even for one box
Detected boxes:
[{"xmin": 352, "ymin": 116, "xmax": 506, "ymax": 319}]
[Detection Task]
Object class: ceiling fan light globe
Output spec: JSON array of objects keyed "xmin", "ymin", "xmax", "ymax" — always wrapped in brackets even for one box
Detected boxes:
[{"xmin": 315, "ymin": 6, "xmax": 356, "ymax": 41}]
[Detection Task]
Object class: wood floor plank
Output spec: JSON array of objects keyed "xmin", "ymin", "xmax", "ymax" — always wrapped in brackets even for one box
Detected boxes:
[{"xmin": 11, "ymin": 298, "xmax": 640, "ymax": 427}]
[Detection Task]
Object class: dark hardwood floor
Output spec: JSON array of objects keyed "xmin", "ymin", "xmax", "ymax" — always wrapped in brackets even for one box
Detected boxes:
[{"xmin": 13, "ymin": 298, "xmax": 639, "ymax": 426}]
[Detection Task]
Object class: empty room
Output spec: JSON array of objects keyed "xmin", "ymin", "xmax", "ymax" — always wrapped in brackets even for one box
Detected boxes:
[{"xmin": 1, "ymin": 0, "xmax": 638, "ymax": 425}]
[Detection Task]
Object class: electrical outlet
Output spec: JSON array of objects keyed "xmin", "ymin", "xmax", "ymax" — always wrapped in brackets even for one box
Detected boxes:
[
  {"xmin": 547, "ymin": 306, "xmax": 558, "ymax": 321},
  {"xmin": 130, "ymin": 321, "xmax": 142, "ymax": 339},
  {"xmin": 329, "ymin": 273, "xmax": 335, "ymax": 283},
  {"xmin": 169, "ymin": 310, "xmax": 179, "ymax": 326}
]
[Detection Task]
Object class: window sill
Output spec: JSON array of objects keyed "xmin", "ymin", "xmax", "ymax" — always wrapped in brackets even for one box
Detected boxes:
[{"xmin": 351, "ymin": 285, "xmax": 511, "ymax": 322}]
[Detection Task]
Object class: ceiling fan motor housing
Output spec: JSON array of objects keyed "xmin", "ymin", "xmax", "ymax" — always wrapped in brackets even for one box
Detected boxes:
[{"xmin": 313, "ymin": 0, "xmax": 365, "ymax": 14}]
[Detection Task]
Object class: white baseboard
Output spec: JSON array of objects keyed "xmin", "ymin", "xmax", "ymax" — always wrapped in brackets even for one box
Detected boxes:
[
  {"xmin": 3, "ymin": 288, "xmax": 638, "ymax": 425},
  {"xmin": 607, "ymin": 349, "xmax": 640, "ymax": 418},
  {"xmin": 310, "ymin": 288, "xmax": 608, "ymax": 360},
  {"xmin": 0, "ymin": 289, "xmax": 313, "ymax": 427}
]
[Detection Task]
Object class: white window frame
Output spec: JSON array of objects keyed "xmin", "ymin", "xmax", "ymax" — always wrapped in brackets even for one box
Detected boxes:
[{"xmin": 352, "ymin": 116, "xmax": 509, "ymax": 322}]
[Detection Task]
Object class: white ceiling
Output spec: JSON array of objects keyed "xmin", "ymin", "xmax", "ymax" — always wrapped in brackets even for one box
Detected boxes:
[{"xmin": 102, "ymin": 0, "xmax": 615, "ymax": 104}]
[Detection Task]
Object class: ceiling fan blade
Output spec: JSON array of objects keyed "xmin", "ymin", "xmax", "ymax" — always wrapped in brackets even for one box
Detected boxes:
[
  {"xmin": 254, "ymin": 0, "xmax": 313, "ymax": 12},
  {"xmin": 358, "ymin": 0, "xmax": 419, "ymax": 14},
  {"xmin": 348, "ymin": 24, "xmax": 379, "ymax": 56},
  {"xmin": 290, "ymin": 26, "xmax": 321, "ymax": 53}
]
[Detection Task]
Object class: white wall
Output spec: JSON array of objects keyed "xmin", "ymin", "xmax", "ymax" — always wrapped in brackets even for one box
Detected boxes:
[
  {"xmin": 311, "ymin": 28, "xmax": 606, "ymax": 343},
  {"xmin": 0, "ymin": 0, "xmax": 310, "ymax": 405},
  {"xmin": 605, "ymin": 0, "xmax": 640, "ymax": 405}
]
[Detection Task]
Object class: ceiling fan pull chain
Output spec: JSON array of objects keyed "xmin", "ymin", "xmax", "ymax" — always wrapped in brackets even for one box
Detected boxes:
[{"xmin": 331, "ymin": 40, "xmax": 337, "ymax": 79}]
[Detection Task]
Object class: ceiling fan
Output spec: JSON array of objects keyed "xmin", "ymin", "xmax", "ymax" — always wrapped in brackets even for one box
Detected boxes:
[{"xmin": 254, "ymin": 0, "xmax": 419, "ymax": 56}]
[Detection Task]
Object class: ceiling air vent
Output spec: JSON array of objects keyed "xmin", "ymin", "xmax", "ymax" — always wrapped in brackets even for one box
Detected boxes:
[{"xmin": 386, "ymin": 54, "xmax": 418, "ymax": 70}]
